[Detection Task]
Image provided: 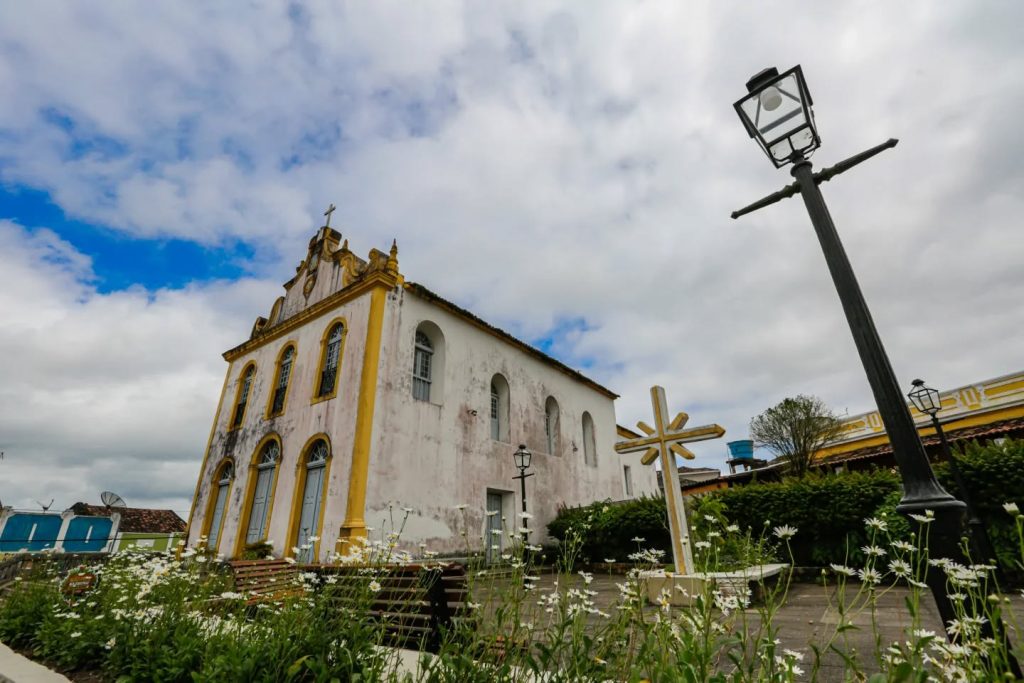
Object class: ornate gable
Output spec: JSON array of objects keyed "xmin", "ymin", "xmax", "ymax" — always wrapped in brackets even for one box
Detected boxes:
[{"xmin": 249, "ymin": 224, "xmax": 400, "ymax": 341}]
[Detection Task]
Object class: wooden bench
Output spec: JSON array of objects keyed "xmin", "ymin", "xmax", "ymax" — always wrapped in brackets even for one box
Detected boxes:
[
  {"xmin": 313, "ymin": 563, "xmax": 474, "ymax": 653},
  {"xmin": 228, "ymin": 558, "xmax": 305, "ymax": 605}
]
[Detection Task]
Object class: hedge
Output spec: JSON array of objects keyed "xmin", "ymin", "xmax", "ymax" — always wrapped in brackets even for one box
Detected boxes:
[
  {"xmin": 696, "ymin": 468, "xmax": 899, "ymax": 567},
  {"xmin": 546, "ymin": 496, "xmax": 671, "ymax": 564},
  {"xmin": 934, "ymin": 438, "xmax": 1024, "ymax": 576},
  {"xmin": 547, "ymin": 437, "xmax": 1024, "ymax": 574}
]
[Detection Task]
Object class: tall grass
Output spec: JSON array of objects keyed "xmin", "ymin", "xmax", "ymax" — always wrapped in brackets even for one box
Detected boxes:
[{"xmin": 0, "ymin": 504, "xmax": 1020, "ymax": 681}]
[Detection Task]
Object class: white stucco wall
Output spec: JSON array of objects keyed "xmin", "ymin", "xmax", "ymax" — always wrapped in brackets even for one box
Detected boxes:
[
  {"xmin": 188, "ymin": 239, "xmax": 659, "ymax": 562},
  {"xmin": 365, "ymin": 287, "xmax": 659, "ymax": 554},
  {"xmin": 188, "ymin": 288, "xmax": 371, "ymax": 560}
]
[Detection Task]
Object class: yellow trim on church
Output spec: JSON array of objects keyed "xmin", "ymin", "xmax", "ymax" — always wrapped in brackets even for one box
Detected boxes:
[
  {"xmin": 817, "ymin": 371, "xmax": 1024, "ymax": 461},
  {"xmin": 338, "ymin": 283, "xmax": 389, "ymax": 545},
  {"xmin": 224, "ymin": 270, "xmax": 400, "ymax": 362}
]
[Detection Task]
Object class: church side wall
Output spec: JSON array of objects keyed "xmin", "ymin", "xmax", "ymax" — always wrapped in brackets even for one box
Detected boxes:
[
  {"xmin": 188, "ymin": 293, "xmax": 372, "ymax": 561},
  {"xmin": 365, "ymin": 289, "xmax": 660, "ymax": 555}
]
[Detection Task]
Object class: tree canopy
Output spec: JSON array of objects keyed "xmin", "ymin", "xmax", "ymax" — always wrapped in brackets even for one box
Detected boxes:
[{"xmin": 749, "ymin": 395, "xmax": 843, "ymax": 477}]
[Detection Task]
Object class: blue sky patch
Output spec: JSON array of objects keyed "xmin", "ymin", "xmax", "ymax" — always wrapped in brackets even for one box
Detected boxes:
[
  {"xmin": 532, "ymin": 316, "xmax": 601, "ymax": 371},
  {"xmin": 1, "ymin": 185, "xmax": 253, "ymax": 292}
]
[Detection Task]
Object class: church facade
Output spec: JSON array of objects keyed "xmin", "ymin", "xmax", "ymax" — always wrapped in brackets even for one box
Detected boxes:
[{"xmin": 186, "ymin": 226, "xmax": 658, "ymax": 562}]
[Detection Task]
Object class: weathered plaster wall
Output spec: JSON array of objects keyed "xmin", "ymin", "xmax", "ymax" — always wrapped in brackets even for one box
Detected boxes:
[
  {"xmin": 188, "ymin": 292, "xmax": 371, "ymax": 561},
  {"xmin": 367, "ymin": 288, "xmax": 659, "ymax": 554},
  {"xmin": 189, "ymin": 234, "xmax": 661, "ymax": 562}
]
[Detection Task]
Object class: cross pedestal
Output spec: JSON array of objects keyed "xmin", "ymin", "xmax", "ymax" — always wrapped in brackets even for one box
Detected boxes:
[{"xmin": 615, "ymin": 386, "xmax": 726, "ymax": 604}]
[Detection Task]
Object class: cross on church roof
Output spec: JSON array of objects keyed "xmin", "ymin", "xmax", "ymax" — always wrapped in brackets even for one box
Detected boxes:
[{"xmin": 324, "ymin": 203, "xmax": 336, "ymax": 227}]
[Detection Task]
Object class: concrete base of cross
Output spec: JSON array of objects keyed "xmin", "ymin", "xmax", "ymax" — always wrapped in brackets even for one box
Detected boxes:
[
  {"xmin": 696, "ymin": 563, "xmax": 789, "ymax": 599},
  {"xmin": 641, "ymin": 563, "xmax": 790, "ymax": 606},
  {"xmin": 640, "ymin": 571, "xmax": 708, "ymax": 606}
]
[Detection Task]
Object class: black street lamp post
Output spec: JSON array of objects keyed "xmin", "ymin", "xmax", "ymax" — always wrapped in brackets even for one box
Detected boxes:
[
  {"xmin": 907, "ymin": 379, "xmax": 999, "ymax": 566},
  {"xmin": 513, "ymin": 444, "xmax": 534, "ymax": 545},
  {"xmin": 731, "ymin": 65, "xmax": 967, "ymax": 633}
]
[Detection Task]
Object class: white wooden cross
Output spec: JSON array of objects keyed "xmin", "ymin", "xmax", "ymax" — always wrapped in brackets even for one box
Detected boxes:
[{"xmin": 615, "ymin": 386, "xmax": 726, "ymax": 574}]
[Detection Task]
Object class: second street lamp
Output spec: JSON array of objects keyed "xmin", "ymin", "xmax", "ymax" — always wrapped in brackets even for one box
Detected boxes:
[
  {"xmin": 732, "ymin": 65, "xmax": 966, "ymax": 634},
  {"xmin": 907, "ymin": 379, "xmax": 999, "ymax": 566},
  {"xmin": 513, "ymin": 444, "xmax": 534, "ymax": 545}
]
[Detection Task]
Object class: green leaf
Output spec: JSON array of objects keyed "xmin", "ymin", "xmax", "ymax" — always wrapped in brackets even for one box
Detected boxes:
[{"xmin": 286, "ymin": 654, "xmax": 311, "ymax": 678}]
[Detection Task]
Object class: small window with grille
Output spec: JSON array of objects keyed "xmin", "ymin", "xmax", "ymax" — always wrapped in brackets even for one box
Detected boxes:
[
  {"xmin": 231, "ymin": 365, "xmax": 256, "ymax": 429},
  {"xmin": 269, "ymin": 346, "xmax": 295, "ymax": 416},
  {"xmin": 412, "ymin": 331, "xmax": 433, "ymax": 401},
  {"xmin": 317, "ymin": 324, "xmax": 344, "ymax": 398},
  {"xmin": 490, "ymin": 383, "xmax": 500, "ymax": 440}
]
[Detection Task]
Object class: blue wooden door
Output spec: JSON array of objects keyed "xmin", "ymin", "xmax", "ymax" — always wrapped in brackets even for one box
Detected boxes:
[
  {"xmin": 245, "ymin": 466, "xmax": 274, "ymax": 544},
  {"xmin": 296, "ymin": 465, "xmax": 324, "ymax": 563},
  {"xmin": 208, "ymin": 483, "xmax": 229, "ymax": 551}
]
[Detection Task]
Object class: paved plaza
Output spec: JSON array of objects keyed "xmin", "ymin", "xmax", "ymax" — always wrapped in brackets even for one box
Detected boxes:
[{"xmin": 476, "ymin": 572, "xmax": 1024, "ymax": 682}]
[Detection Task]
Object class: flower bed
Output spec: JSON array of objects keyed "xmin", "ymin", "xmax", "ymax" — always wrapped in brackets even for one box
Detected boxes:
[{"xmin": 0, "ymin": 505, "xmax": 1021, "ymax": 681}]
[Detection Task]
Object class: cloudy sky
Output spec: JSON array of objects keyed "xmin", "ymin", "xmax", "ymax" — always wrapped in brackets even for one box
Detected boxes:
[{"xmin": 1, "ymin": 2, "xmax": 1021, "ymax": 516}]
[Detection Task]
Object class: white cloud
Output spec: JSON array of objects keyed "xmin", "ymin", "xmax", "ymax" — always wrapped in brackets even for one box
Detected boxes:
[
  {"xmin": 0, "ymin": 221, "xmax": 278, "ymax": 512},
  {"xmin": 0, "ymin": 1, "xmax": 1021, "ymax": 491}
]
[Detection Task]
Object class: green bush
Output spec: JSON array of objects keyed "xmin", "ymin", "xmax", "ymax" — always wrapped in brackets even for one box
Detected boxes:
[
  {"xmin": 546, "ymin": 496, "xmax": 671, "ymax": 564},
  {"xmin": 693, "ymin": 468, "xmax": 900, "ymax": 567},
  {"xmin": 937, "ymin": 438, "xmax": 1024, "ymax": 577},
  {"xmin": 550, "ymin": 438, "xmax": 1024, "ymax": 572},
  {"xmin": 0, "ymin": 578, "xmax": 56, "ymax": 648}
]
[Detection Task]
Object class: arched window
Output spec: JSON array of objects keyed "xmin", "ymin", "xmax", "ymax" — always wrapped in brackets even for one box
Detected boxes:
[
  {"xmin": 412, "ymin": 322, "xmax": 445, "ymax": 404},
  {"xmin": 244, "ymin": 440, "xmax": 280, "ymax": 545},
  {"xmin": 545, "ymin": 396, "xmax": 560, "ymax": 455},
  {"xmin": 206, "ymin": 461, "xmax": 234, "ymax": 552},
  {"xmin": 413, "ymin": 332, "xmax": 433, "ymax": 401},
  {"xmin": 231, "ymin": 365, "xmax": 256, "ymax": 429},
  {"xmin": 490, "ymin": 374, "xmax": 510, "ymax": 442},
  {"xmin": 316, "ymin": 322, "xmax": 345, "ymax": 399},
  {"xmin": 268, "ymin": 345, "xmax": 295, "ymax": 417},
  {"xmin": 582, "ymin": 411, "xmax": 597, "ymax": 467},
  {"xmin": 295, "ymin": 439, "xmax": 329, "ymax": 564}
]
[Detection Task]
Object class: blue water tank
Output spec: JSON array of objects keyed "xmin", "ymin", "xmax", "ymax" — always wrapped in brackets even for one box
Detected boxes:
[{"xmin": 727, "ymin": 440, "xmax": 754, "ymax": 459}]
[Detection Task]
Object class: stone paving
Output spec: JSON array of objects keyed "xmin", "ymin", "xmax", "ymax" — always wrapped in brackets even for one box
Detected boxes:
[{"xmin": 476, "ymin": 572, "xmax": 1024, "ymax": 682}]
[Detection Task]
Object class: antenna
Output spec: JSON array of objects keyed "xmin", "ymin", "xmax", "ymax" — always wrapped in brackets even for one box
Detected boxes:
[
  {"xmin": 101, "ymin": 491, "xmax": 127, "ymax": 508},
  {"xmin": 36, "ymin": 499, "xmax": 54, "ymax": 512}
]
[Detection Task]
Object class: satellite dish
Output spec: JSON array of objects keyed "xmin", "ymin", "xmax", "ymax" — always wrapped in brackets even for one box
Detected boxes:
[{"xmin": 101, "ymin": 491, "xmax": 127, "ymax": 508}]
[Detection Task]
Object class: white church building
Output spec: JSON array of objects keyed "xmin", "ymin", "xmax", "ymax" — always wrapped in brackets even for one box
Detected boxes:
[{"xmin": 186, "ymin": 225, "xmax": 658, "ymax": 562}]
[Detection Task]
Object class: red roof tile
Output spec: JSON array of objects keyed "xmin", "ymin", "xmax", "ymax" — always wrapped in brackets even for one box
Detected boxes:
[{"xmin": 70, "ymin": 503, "xmax": 186, "ymax": 534}]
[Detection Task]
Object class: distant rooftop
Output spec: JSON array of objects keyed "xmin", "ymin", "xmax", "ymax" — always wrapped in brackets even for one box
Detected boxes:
[{"xmin": 70, "ymin": 503, "xmax": 186, "ymax": 534}]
